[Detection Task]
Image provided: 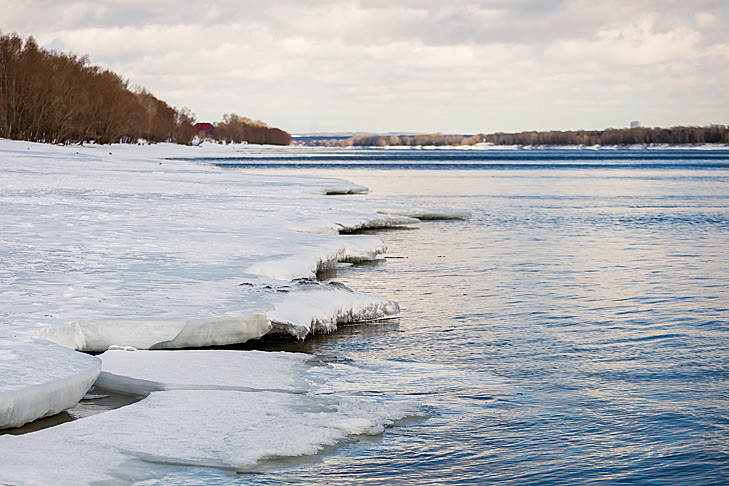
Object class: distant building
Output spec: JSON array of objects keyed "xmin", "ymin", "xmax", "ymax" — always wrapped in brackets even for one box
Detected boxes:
[
  {"xmin": 630, "ymin": 121, "xmax": 641, "ymax": 129},
  {"xmin": 194, "ymin": 122, "xmax": 214, "ymax": 135}
]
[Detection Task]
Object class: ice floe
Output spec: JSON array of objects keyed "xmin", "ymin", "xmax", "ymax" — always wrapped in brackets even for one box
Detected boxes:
[
  {"xmin": 0, "ymin": 337, "xmax": 100, "ymax": 428},
  {"xmin": 34, "ymin": 279, "xmax": 399, "ymax": 351},
  {"xmin": 0, "ymin": 390, "xmax": 420, "ymax": 484},
  {"xmin": 0, "ymin": 349, "xmax": 422, "ymax": 484},
  {"xmin": 265, "ymin": 279, "xmax": 400, "ymax": 337}
]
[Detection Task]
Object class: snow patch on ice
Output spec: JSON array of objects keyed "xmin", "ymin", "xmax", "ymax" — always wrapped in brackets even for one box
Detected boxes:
[
  {"xmin": 267, "ymin": 280, "xmax": 399, "ymax": 337},
  {"xmin": 38, "ymin": 320, "xmax": 184, "ymax": 352},
  {"xmin": 334, "ymin": 214, "xmax": 420, "ymax": 233},
  {"xmin": 150, "ymin": 314, "xmax": 271, "ymax": 350},
  {"xmin": 318, "ymin": 183, "xmax": 369, "ymax": 195}
]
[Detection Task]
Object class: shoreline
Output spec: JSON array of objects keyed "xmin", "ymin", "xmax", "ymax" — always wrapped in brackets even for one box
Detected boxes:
[{"xmin": 0, "ymin": 137, "xmax": 457, "ymax": 483}]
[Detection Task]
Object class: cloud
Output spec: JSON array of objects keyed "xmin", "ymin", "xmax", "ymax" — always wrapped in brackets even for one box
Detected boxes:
[
  {"xmin": 547, "ymin": 14, "xmax": 701, "ymax": 67},
  {"xmin": 1, "ymin": 0, "xmax": 727, "ymax": 132}
]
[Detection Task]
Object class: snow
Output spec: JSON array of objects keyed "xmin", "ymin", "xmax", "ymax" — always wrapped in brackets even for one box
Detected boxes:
[
  {"xmin": 0, "ymin": 337, "xmax": 100, "ymax": 428},
  {"xmin": 267, "ymin": 280, "xmax": 399, "ymax": 336},
  {"xmin": 246, "ymin": 235, "xmax": 388, "ymax": 278},
  {"xmin": 0, "ymin": 390, "xmax": 420, "ymax": 484}
]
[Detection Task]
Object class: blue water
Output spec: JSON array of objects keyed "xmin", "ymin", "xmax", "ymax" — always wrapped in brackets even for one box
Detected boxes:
[
  {"xmin": 154, "ymin": 149, "xmax": 729, "ymax": 484},
  {"xmin": 178, "ymin": 147, "xmax": 729, "ymax": 170}
]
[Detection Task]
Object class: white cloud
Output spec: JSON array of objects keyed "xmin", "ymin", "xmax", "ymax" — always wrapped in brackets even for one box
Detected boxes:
[
  {"xmin": 548, "ymin": 14, "xmax": 700, "ymax": 67},
  {"xmin": 1, "ymin": 0, "xmax": 727, "ymax": 132}
]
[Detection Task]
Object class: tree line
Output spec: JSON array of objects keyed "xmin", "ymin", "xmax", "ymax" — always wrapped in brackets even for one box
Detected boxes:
[
  {"xmin": 0, "ymin": 32, "xmax": 291, "ymax": 145},
  {"xmin": 303, "ymin": 126, "xmax": 729, "ymax": 148},
  {"xmin": 211, "ymin": 114, "xmax": 291, "ymax": 145},
  {"xmin": 472, "ymin": 126, "xmax": 729, "ymax": 146}
]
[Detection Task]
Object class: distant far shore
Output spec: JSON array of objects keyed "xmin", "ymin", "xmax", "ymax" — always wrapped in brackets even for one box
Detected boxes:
[{"xmin": 294, "ymin": 125, "xmax": 729, "ymax": 148}]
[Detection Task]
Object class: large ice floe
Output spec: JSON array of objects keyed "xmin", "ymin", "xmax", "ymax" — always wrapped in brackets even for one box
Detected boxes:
[
  {"xmin": 0, "ymin": 139, "xmax": 466, "ymax": 481},
  {"xmin": 0, "ymin": 349, "xmax": 422, "ymax": 484}
]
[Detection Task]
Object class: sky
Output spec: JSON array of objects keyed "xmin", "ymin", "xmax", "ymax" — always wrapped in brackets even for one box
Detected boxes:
[{"xmin": 2, "ymin": 0, "xmax": 728, "ymax": 134}]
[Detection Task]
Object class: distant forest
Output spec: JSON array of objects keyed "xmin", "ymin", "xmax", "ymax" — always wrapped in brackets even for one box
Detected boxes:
[
  {"xmin": 305, "ymin": 126, "xmax": 729, "ymax": 148},
  {"xmin": 0, "ymin": 32, "xmax": 291, "ymax": 145}
]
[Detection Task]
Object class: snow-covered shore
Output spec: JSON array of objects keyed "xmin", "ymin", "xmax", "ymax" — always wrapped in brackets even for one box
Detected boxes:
[
  {"xmin": 0, "ymin": 138, "xmax": 468, "ymax": 483},
  {"xmin": 0, "ymin": 139, "xmax": 407, "ymax": 347}
]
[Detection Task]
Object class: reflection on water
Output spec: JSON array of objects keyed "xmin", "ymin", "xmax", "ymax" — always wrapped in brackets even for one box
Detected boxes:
[{"xmin": 140, "ymin": 158, "xmax": 729, "ymax": 485}]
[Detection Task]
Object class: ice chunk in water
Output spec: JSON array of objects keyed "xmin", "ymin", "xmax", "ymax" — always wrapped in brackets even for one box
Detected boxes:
[
  {"xmin": 0, "ymin": 336, "xmax": 100, "ymax": 428},
  {"xmin": 267, "ymin": 280, "xmax": 400, "ymax": 337}
]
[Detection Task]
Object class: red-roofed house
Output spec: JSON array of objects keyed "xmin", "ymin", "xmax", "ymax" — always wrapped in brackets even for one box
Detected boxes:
[{"xmin": 194, "ymin": 122, "xmax": 214, "ymax": 135}]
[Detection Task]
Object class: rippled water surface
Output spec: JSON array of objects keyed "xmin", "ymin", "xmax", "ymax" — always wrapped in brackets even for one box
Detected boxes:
[{"xmin": 150, "ymin": 149, "xmax": 729, "ymax": 485}]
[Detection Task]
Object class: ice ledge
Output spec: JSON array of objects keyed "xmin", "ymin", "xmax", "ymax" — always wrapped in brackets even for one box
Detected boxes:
[{"xmin": 36, "ymin": 281, "xmax": 399, "ymax": 352}]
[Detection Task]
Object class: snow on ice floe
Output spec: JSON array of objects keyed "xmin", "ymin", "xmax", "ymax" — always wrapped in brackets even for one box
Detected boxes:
[
  {"xmin": 246, "ymin": 235, "xmax": 388, "ymax": 278},
  {"xmin": 0, "ymin": 336, "xmax": 100, "ymax": 428},
  {"xmin": 0, "ymin": 349, "xmax": 423, "ymax": 484}
]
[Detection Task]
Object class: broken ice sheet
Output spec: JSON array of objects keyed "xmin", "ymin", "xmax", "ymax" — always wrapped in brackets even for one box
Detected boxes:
[{"xmin": 0, "ymin": 349, "xmax": 423, "ymax": 484}]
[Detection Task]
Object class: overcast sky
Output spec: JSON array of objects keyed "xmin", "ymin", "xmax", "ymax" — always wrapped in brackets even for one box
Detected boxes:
[{"xmin": 2, "ymin": 0, "xmax": 728, "ymax": 134}]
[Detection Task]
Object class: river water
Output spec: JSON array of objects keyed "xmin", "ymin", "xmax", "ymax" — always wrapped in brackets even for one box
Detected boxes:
[{"xmin": 144, "ymin": 148, "xmax": 729, "ymax": 485}]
